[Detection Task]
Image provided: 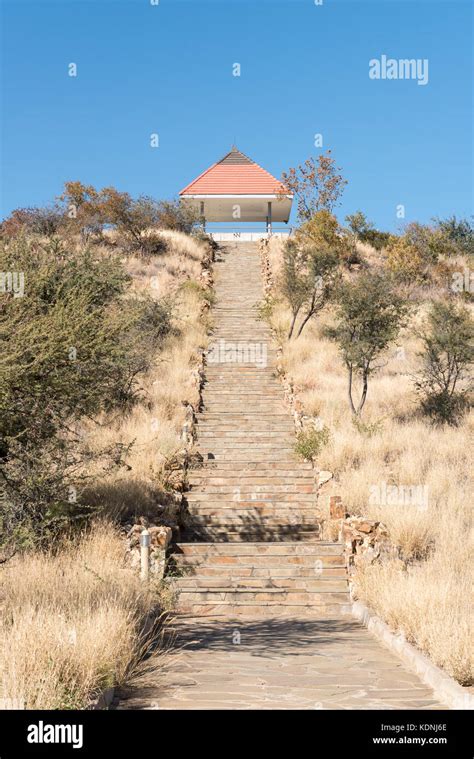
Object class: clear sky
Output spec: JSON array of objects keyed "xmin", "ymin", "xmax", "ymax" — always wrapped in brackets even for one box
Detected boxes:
[{"xmin": 1, "ymin": 0, "xmax": 472, "ymax": 231}]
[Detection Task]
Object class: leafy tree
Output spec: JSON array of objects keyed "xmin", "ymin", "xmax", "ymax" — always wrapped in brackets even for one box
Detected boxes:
[
  {"xmin": 280, "ymin": 239, "xmax": 339, "ymax": 338},
  {"xmin": 0, "ymin": 236, "xmax": 172, "ymax": 543},
  {"xmin": 58, "ymin": 183, "xmax": 199, "ymax": 249},
  {"xmin": 415, "ymin": 300, "xmax": 473, "ymax": 424},
  {"xmin": 297, "ymin": 210, "xmax": 357, "ymax": 267},
  {"xmin": 345, "ymin": 210, "xmax": 373, "ymax": 239},
  {"xmin": 281, "ymin": 150, "xmax": 347, "ymax": 222},
  {"xmin": 294, "ymin": 245, "xmax": 340, "ymax": 338},
  {"xmin": 0, "ymin": 206, "xmax": 65, "ymax": 240},
  {"xmin": 60, "ymin": 182, "xmax": 102, "ymax": 241},
  {"xmin": 386, "ymin": 234, "xmax": 428, "ymax": 281},
  {"xmin": 345, "ymin": 211, "xmax": 390, "ymax": 251},
  {"xmin": 280, "ymin": 240, "xmax": 313, "ymax": 339},
  {"xmin": 326, "ymin": 272, "xmax": 408, "ymax": 415},
  {"xmin": 154, "ymin": 199, "xmax": 200, "ymax": 234},
  {"xmin": 434, "ymin": 215, "xmax": 474, "ymax": 256},
  {"xmin": 361, "ymin": 228, "xmax": 391, "ymax": 251}
]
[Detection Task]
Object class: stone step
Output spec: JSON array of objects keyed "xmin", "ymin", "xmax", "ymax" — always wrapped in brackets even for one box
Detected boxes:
[
  {"xmin": 201, "ymin": 383, "xmax": 283, "ymax": 390},
  {"xmin": 197, "ymin": 452, "xmax": 298, "ymax": 460},
  {"xmin": 196, "ymin": 427, "xmax": 295, "ymax": 435},
  {"xmin": 196, "ymin": 434, "xmax": 295, "ymax": 440},
  {"xmin": 176, "ymin": 589, "xmax": 350, "ymax": 605},
  {"xmin": 198, "ymin": 414, "xmax": 293, "ymax": 421},
  {"xmin": 185, "ymin": 507, "xmax": 316, "ymax": 518},
  {"xmin": 183, "ymin": 522, "xmax": 319, "ymax": 536},
  {"xmin": 191, "ymin": 461, "xmax": 314, "ymax": 471},
  {"xmin": 185, "ymin": 492, "xmax": 317, "ymax": 508},
  {"xmin": 187, "ymin": 482, "xmax": 314, "ymax": 493},
  {"xmin": 203, "ymin": 397, "xmax": 282, "ymax": 403},
  {"xmin": 196, "ymin": 454, "xmax": 300, "ymax": 463},
  {"xmin": 170, "ymin": 564, "xmax": 347, "ymax": 578},
  {"xmin": 175, "ymin": 603, "xmax": 351, "ymax": 618},
  {"xmin": 196, "ymin": 443, "xmax": 295, "ymax": 451},
  {"xmin": 202, "ymin": 400, "xmax": 286, "ymax": 411},
  {"xmin": 172, "ymin": 554, "xmax": 344, "ymax": 569},
  {"xmin": 186, "ymin": 492, "xmax": 315, "ymax": 503},
  {"xmin": 173, "ymin": 577, "xmax": 348, "ymax": 591},
  {"xmin": 180, "ymin": 529, "xmax": 320, "ymax": 543},
  {"xmin": 185, "ymin": 508, "xmax": 316, "ymax": 520},
  {"xmin": 202, "ymin": 407, "xmax": 286, "ymax": 414},
  {"xmin": 187, "ymin": 475, "xmax": 316, "ymax": 486},
  {"xmin": 174, "ymin": 542, "xmax": 343, "ymax": 556},
  {"xmin": 203, "ymin": 371, "xmax": 278, "ymax": 377}
]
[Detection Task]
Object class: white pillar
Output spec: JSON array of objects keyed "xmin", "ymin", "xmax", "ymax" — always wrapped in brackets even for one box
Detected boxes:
[
  {"xmin": 267, "ymin": 202, "xmax": 272, "ymax": 236},
  {"xmin": 140, "ymin": 528, "xmax": 150, "ymax": 581}
]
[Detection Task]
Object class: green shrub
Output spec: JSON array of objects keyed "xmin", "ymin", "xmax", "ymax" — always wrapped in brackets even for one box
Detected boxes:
[
  {"xmin": 325, "ymin": 272, "xmax": 408, "ymax": 416},
  {"xmin": 0, "ymin": 236, "xmax": 172, "ymax": 544},
  {"xmin": 415, "ymin": 300, "xmax": 473, "ymax": 425},
  {"xmin": 345, "ymin": 211, "xmax": 390, "ymax": 251},
  {"xmin": 295, "ymin": 425, "xmax": 331, "ymax": 461},
  {"xmin": 180, "ymin": 279, "xmax": 215, "ymax": 306},
  {"xmin": 351, "ymin": 416, "xmax": 385, "ymax": 437},
  {"xmin": 434, "ymin": 215, "xmax": 474, "ymax": 256}
]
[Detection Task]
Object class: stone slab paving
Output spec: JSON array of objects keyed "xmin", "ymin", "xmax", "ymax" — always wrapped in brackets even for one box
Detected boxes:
[{"xmin": 118, "ymin": 616, "xmax": 447, "ymax": 710}]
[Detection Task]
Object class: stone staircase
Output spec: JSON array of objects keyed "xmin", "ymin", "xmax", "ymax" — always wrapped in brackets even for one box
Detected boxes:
[
  {"xmin": 170, "ymin": 241, "xmax": 350, "ymax": 618},
  {"xmin": 118, "ymin": 242, "xmax": 448, "ymax": 711}
]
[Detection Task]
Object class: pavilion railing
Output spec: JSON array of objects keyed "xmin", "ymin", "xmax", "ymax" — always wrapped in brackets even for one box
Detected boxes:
[{"xmin": 206, "ymin": 226, "xmax": 293, "ymax": 241}]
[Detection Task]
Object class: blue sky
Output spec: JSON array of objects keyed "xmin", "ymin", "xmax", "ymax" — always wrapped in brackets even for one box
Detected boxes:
[{"xmin": 1, "ymin": 0, "xmax": 472, "ymax": 230}]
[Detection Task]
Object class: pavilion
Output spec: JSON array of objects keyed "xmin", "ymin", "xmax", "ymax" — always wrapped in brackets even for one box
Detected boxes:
[{"xmin": 179, "ymin": 146, "xmax": 293, "ymax": 240}]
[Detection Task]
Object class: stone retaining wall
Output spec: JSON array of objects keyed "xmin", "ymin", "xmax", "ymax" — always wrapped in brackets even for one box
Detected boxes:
[{"xmin": 124, "ymin": 237, "xmax": 215, "ymax": 577}]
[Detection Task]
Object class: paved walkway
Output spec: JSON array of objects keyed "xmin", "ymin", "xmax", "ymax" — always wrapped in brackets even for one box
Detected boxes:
[{"xmin": 118, "ymin": 617, "xmax": 446, "ymax": 710}]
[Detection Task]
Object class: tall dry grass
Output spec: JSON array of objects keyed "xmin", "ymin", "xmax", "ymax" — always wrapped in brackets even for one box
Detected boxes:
[
  {"xmin": 0, "ymin": 523, "xmax": 173, "ymax": 709},
  {"xmin": 0, "ymin": 230, "xmax": 212, "ymax": 709},
  {"xmin": 265, "ymin": 237, "xmax": 473, "ymax": 684},
  {"xmin": 84, "ymin": 231, "xmax": 211, "ymax": 519}
]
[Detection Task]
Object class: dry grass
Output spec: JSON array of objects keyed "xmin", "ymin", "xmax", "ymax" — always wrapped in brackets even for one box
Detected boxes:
[
  {"xmin": 0, "ymin": 230, "xmax": 211, "ymax": 709},
  {"xmin": 0, "ymin": 523, "xmax": 173, "ymax": 709},
  {"xmin": 265, "ymin": 237, "xmax": 473, "ymax": 684},
  {"xmin": 84, "ymin": 231, "xmax": 211, "ymax": 519}
]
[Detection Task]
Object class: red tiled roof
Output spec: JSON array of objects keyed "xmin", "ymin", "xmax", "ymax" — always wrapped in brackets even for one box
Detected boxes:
[{"xmin": 180, "ymin": 147, "xmax": 290, "ymax": 196}]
